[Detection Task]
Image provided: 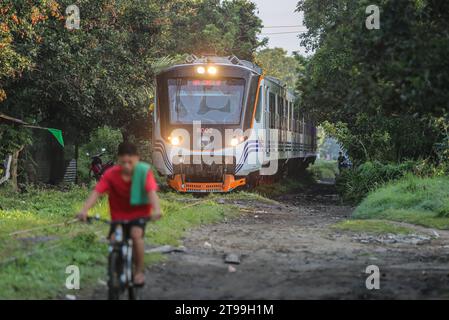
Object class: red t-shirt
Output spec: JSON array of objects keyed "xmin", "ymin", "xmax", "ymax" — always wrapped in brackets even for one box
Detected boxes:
[{"xmin": 95, "ymin": 165, "xmax": 158, "ymax": 221}]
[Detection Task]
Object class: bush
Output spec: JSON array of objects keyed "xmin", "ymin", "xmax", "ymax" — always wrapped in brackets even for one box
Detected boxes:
[
  {"xmin": 353, "ymin": 175, "xmax": 449, "ymax": 229},
  {"xmin": 336, "ymin": 161, "xmax": 417, "ymax": 203},
  {"xmin": 337, "ymin": 158, "xmax": 449, "ymax": 203}
]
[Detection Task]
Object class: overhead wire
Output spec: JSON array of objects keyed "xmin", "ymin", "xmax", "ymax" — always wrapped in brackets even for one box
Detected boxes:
[{"xmin": 260, "ymin": 30, "xmax": 308, "ymax": 36}]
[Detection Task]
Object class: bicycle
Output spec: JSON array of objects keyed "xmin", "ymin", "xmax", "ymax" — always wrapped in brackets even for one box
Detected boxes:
[{"xmin": 87, "ymin": 215, "xmax": 150, "ymax": 300}]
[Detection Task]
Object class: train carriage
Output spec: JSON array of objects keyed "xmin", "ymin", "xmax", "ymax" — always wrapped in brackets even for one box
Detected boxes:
[{"xmin": 153, "ymin": 55, "xmax": 317, "ymax": 193}]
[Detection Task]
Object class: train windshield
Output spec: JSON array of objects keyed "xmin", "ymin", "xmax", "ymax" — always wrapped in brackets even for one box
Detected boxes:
[{"xmin": 168, "ymin": 78, "xmax": 245, "ymax": 125}]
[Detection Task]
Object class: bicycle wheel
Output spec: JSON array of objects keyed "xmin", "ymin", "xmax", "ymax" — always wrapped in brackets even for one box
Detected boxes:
[
  {"xmin": 128, "ymin": 286, "xmax": 137, "ymax": 300},
  {"xmin": 125, "ymin": 241, "xmax": 137, "ymax": 300},
  {"xmin": 107, "ymin": 250, "xmax": 122, "ymax": 300}
]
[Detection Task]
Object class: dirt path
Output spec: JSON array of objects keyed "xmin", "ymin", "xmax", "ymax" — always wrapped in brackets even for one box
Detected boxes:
[{"xmin": 92, "ymin": 183, "xmax": 449, "ymax": 299}]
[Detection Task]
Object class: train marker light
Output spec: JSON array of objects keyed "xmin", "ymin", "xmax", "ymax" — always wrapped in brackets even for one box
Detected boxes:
[
  {"xmin": 230, "ymin": 137, "xmax": 239, "ymax": 147},
  {"xmin": 207, "ymin": 66, "xmax": 217, "ymax": 75},
  {"xmin": 197, "ymin": 66, "xmax": 206, "ymax": 74}
]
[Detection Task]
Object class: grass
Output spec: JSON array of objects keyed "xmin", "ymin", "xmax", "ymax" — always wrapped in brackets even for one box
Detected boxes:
[
  {"xmin": 0, "ymin": 186, "xmax": 244, "ymax": 299},
  {"xmin": 352, "ymin": 175, "xmax": 449, "ymax": 230},
  {"xmin": 0, "ymin": 186, "xmax": 109, "ymax": 299},
  {"xmin": 332, "ymin": 219, "xmax": 414, "ymax": 235},
  {"xmin": 308, "ymin": 160, "xmax": 338, "ymax": 181}
]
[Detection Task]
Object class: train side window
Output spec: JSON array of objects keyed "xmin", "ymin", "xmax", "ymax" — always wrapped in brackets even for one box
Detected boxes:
[
  {"xmin": 255, "ymin": 85, "xmax": 263, "ymax": 123},
  {"xmin": 269, "ymin": 92, "xmax": 276, "ymax": 129},
  {"xmin": 284, "ymin": 99, "xmax": 288, "ymax": 131},
  {"xmin": 290, "ymin": 102, "xmax": 294, "ymax": 131},
  {"xmin": 278, "ymin": 96, "xmax": 284, "ymax": 130},
  {"xmin": 153, "ymin": 87, "xmax": 158, "ymax": 122},
  {"xmin": 265, "ymin": 89, "xmax": 268, "ymax": 113},
  {"xmin": 288, "ymin": 102, "xmax": 292, "ymax": 131},
  {"xmin": 292, "ymin": 104, "xmax": 296, "ymax": 132},
  {"xmin": 296, "ymin": 111, "xmax": 301, "ymax": 133}
]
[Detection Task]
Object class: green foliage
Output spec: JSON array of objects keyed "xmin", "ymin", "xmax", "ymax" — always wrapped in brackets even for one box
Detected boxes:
[
  {"xmin": 353, "ymin": 176, "xmax": 449, "ymax": 229},
  {"xmin": 167, "ymin": 0, "xmax": 266, "ymax": 61},
  {"xmin": 0, "ymin": 185, "xmax": 110, "ymax": 298},
  {"xmin": 433, "ymin": 117, "xmax": 449, "ymax": 166},
  {"xmin": 0, "ymin": 0, "xmax": 61, "ymax": 102},
  {"xmin": 297, "ymin": 0, "xmax": 449, "ymax": 163},
  {"xmin": 0, "ymin": 0, "xmax": 61, "ymax": 157},
  {"xmin": 1, "ymin": 0, "xmax": 172, "ymax": 162},
  {"xmin": 1, "ymin": 0, "xmax": 265, "ymax": 185},
  {"xmin": 336, "ymin": 161, "xmax": 417, "ymax": 203},
  {"xmin": 81, "ymin": 126, "xmax": 123, "ymax": 160},
  {"xmin": 77, "ymin": 126, "xmax": 123, "ymax": 183},
  {"xmin": 337, "ymin": 158, "xmax": 449, "ymax": 203},
  {"xmin": 0, "ymin": 124, "xmax": 32, "ymax": 156},
  {"xmin": 255, "ymin": 48, "xmax": 301, "ymax": 90},
  {"xmin": 308, "ymin": 160, "xmax": 338, "ymax": 181}
]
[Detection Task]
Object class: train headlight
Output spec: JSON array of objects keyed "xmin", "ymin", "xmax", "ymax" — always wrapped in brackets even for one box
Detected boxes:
[
  {"xmin": 230, "ymin": 137, "xmax": 239, "ymax": 147},
  {"xmin": 197, "ymin": 66, "xmax": 206, "ymax": 74},
  {"xmin": 230, "ymin": 135, "xmax": 247, "ymax": 147},
  {"xmin": 207, "ymin": 66, "xmax": 217, "ymax": 75},
  {"xmin": 170, "ymin": 136, "xmax": 181, "ymax": 146}
]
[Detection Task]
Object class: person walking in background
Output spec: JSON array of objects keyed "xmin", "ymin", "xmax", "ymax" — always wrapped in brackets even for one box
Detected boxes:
[{"xmin": 337, "ymin": 151, "xmax": 346, "ymax": 172}]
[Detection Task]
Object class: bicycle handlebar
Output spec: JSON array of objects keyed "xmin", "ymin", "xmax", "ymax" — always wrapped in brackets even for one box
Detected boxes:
[
  {"xmin": 86, "ymin": 215, "xmax": 110, "ymax": 224},
  {"xmin": 86, "ymin": 215, "xmax": 152, "ymax": 225}
]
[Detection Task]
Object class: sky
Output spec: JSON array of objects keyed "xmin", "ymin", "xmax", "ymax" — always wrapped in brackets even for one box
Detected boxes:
[{"xmin": 252, "ymin": 0, "xmax": 307, "ymax": 56}]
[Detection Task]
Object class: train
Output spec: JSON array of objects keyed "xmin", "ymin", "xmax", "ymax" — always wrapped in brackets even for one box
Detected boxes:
[{"xmin": 152, "ymin": 55, "xmax": 317, "ymax": 193}]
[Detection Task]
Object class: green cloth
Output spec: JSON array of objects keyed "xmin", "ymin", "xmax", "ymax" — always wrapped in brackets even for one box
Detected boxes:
[
  {"xmin": 47, "ymin": 128, "xmax": 65, "ymax": 147},
  {"xmin": 130, "ymin": 161, "xmax": 151, "ymax": 206}
]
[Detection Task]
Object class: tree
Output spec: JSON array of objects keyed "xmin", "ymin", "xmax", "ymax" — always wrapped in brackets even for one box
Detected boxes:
[
  {"xmin": 0, "ymin": 0, "xmax": 63, "ymax": 189},
  {"xmin": 296, "ymin": 0, "xmax": 449, "ymax": 163},
  {"xmin": 255, "ymin": 48, "xmax": 300, "ymax": 90},
  {"xmin": 2, "ymin": 0, "xmax": 174, "ymax": 143},
  {"xmin": 0, "ymin": 0, "xmax": 62, "ymax": 103},
  {"xmin": 166, "ymin": 0, "xmax": 266, "ymax": 61},
  {"xmin": 1, "ymin": 0, "xmax": 173, "ymax": 187},
  {"xmin": 1, "ymin": 0, "xmax": 265, "ymax": 187}
]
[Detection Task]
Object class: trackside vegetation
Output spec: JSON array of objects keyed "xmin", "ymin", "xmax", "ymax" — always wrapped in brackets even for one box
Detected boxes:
[
  {"xmin": 308, "ymin": 160, "xmax": 338, "ymax": 181},
  {"xmin": 352, "ymin": 176, "xmax": 449, "ymax": 230},
  {"xmin": 336, "ymin": 161, "xmax": 449, "ymax": 203},
  {"xmin": 0, "ymin": 186, "xmax": 257, "ymax": 299}
]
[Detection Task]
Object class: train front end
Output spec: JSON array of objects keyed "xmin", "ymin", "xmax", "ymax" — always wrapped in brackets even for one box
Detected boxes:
[{"xmin": 152, "ymin": 56, "xmax": 262, "ymax": 193}]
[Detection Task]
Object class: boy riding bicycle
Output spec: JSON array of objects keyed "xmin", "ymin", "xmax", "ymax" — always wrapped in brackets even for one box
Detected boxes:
[{"xmin": 77, "ymin": 142, "xmax": 161, "ymax": 286}]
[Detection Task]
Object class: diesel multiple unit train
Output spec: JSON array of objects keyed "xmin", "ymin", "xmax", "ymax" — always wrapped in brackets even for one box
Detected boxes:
[{"xmin": 152, "ymin": 55, "xmax": 317, "ymax": 193}]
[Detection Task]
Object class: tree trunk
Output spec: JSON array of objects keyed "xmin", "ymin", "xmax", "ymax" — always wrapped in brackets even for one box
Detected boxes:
[
  {"xmin": 11, "ymin": 146, "xmax": 24, "ymax": 192},
  {"xmin": 0, "ymin": 155, "xmax": 12, "ymax": 186}
]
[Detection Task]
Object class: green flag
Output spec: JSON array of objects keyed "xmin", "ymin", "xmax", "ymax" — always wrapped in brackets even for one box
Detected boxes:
[{"xmin": 47, "ymin": 128, "xmax": 65, "ymax": 147}]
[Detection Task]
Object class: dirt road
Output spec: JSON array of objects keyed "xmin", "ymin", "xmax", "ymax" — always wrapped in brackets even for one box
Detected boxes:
[{"xmin": 92, "ymin": 183, "xmax": 449, "ymax": 299}]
